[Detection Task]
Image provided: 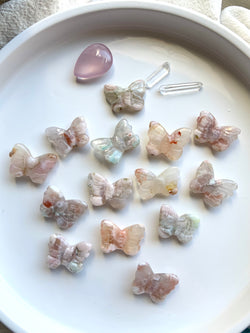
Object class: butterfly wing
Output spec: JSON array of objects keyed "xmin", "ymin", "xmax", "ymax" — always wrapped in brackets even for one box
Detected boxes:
[
  {"xmin": 135, "ymin": 168, "xmax": 157, "ymax": 200},
  {"xmin": 100, "ymin": 220, "xmax": 122, "ymax": 253},
  {"xmin": 189, "ymin": 160, "xmax": 215, "ymax": 194},
  {"xmin": 9, "ymin": 143, "xmax": 31, "ymax": 177},
  {"xmin": 159, "ymin": 205, "xmax": 179, "ymax": 239},
  {"xmin": 132, "ymin": 263, "xmax": 154, "ymax": 295},
  {"xmin": 165, "ymin": 128, "xmax": 192, "ymax": 160},
  {"xmin": 203, "ymin": 179, "xmax": 238, "ymax": 207},
  {"xmin": 158, "ymin": 167, "xmax": 180, "ymax": 196},
  {"xmin": 194, "ymin": 111, "xmax": 217, "ymax": 144},
  {"xmin": 146, "ymin": 121, "xmax": 167, "ymax": 156},
  {"xmin": 88, "ymin": 173, "xmax": 113, "ymax": 206},
  {"xmin": 109, "ymin": 178, "xmax": 133, "ymax": 209},
  {"xmin": 150, "ymin": 273, "xmax": 179, "ymax": 303},
  {"xmin": 211, "ymin": 126, "xmax": 241, "ymax": 151},
  {"xmin": 123, "ymin": 224, "xmax": 145, "ymax": 256},
  {"xmin": 104, "ymin": 84, "xmax": 126, "ymax": 113},
  {"xmin": 123, "ymin": 79, "xmax": 145, "ymax": 113},
  {"xmin": 104, "ymin": 84, "xmax": 122, "ymax": 105},
  {"xmin": 174, "ymin": 214, "xmax": 200, "ymax": 243},
  {"xmin": 40, "ymin": 186, "xmax": 64, "ymax": 218},
  {"xmin": 68, "ymin": 117, "xmax": 89, "ymax": 147},
  {"xmin": 47, "ymin": 234, "xmax": 68, "ymax": 269},
  {"xmin": 28, "ymin": 153, "xmax": 57, "ymax": 184},
  {"xmin": 66, "ymin": 241, "xmax": 92, "ymax": 273}
]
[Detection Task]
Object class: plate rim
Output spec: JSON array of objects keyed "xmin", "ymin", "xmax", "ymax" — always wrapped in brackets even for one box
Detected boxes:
[
  {"xmin": 0, "ymin": 1, "xmax": 249, "ymax": 333},
  {"xmin": 0, "ymin": 0, "xmax": 249, "ymax": 61}
]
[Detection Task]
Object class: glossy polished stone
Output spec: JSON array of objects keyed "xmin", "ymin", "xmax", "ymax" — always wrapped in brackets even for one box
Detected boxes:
[{"xmin": 74, "ymin": 43, "xmax": 113, "ymax": 81}]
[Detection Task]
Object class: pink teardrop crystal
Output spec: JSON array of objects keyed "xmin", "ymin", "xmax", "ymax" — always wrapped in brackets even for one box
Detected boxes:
[{"xmin": 74, "ymin": 43, "xmax": 113, "ymax": 81}]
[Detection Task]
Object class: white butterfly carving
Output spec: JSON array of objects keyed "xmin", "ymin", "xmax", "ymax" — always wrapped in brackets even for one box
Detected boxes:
[
  {"xmin": 147, "ymin": 121, "xmax": 191, "ymax": 161},
  {"xmin": 135, "ymin": 167, "xmax": 180, "ymax": 200},
  {"xmin": 46, "ymin": 117, "xmax": 89, "ymax": 158}
]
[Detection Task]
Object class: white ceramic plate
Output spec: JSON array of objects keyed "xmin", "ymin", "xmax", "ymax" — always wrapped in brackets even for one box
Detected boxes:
[{"xmin": 0, "ymin": 2, "xmax": 249, "ymax": 333}]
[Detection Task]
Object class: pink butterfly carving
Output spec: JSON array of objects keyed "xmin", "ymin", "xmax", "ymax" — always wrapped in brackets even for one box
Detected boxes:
[
  {"xmin": 132, "ymin": 263, "xmax": 179, "ymax": 303},
  {"xmin": 47, "ymin": 234, "xmax": 92, "ymax": 273},
  {"xmin": 194, "ymin": 111, "xmax": 241, "ymax": 151},
  {"xmin": 101, "ymin": 220, "xmax": 145, "ymax": 256},
  {"xmin": 190, "ymin": 160, "xmax": 238, "ymax": 207}
]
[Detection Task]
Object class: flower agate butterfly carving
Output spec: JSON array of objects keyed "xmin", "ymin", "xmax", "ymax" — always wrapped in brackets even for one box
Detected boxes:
[
  {"xmin": 101, "ymin": 220, "xmax": 145, "ymax": 256},
  {"xmin": 135, "ymin": 167, "xmax": 180, "ymax": 200},
  {"xmin": 104, "ymin": 80, "xmax": 146, "ymax": 114},
  {"xmin": 9, "ymin": 143, "xmax": 57, "ymax": 184},
  {"xmin": 159, "ymin": 205, "xmax": 200, "ymax": 243},
  {"xmin": 194, "ymin": 111, "xmax": 241, "ymax": 151},
  {"xmin": 104, "ymin": 62, "xmax": 170, "ymax": 114},
  {"xmin": 40, "ymin": 186, "xmax": 88, "ymax": 230},
  {"xmin": 147, "ymin": 121, "xmax": 192, "ymax": 161},
  {"xmin": 47, "ymin": 234, "xmax": 92, "ymax": 273},
  {"xmin": 91, "ymin": 119, "xmax": 140, "ymax": 164},
  {"xmin": 88, "ymin": 173, "xmax": 133, "ymax": 209},
  {"xmin": 132, "ymin": 263, "xmax": 179, "ymax": 303},
  {"xmin": 46, "ymin": 117, "xmax": 89, "ymax": 158},
  {"xmin": 190, "ymin": 160, "xmax": 238, "ymax": 207}
]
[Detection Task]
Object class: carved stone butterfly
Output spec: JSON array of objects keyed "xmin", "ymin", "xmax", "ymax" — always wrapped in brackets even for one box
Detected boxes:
[
  {"xmin": 132, "ymin": 263, "xmax": 179, "ymax": 303},
  {"xmin": 104, "ymin": 79, "xmax": 146, "ymax": 113},
  {"xmin": 135, "ymin": 167, "xmax": 180, "ymax": 200},
  {"xmin": 47, "ymin": 234, "xmax": 92, "ymax": 273},
  {"xmin": 101, "ymin": 220, "xmax": 145, "ymax": 256},
  {"xmin": 88, "ymin": 173, "xmax": 133, "ymax": 209},
  {"xmin": 147, "ymin": 121, "xmax": 192, "ymax": 161},
  {"xmin": 91, "ymin": 119, "xmax": 140, "ymax": 164},
  {"xmin": 190, "ymin": 160, "xmax": 238, "ymax": 207},
  {"xmin": 46, "ymin": 117, "xmax": 89, "ymax": 158},
  {"xmin": 40, "ymin": 186, "xmax": 88, "ymax": 229},
  {"xmin": 194, "ymin": 111, "xmax": 241, "ymax": 151},
  {"xmin": 159, "ymin": 205, "xmax": 199, "ymax": 243}
]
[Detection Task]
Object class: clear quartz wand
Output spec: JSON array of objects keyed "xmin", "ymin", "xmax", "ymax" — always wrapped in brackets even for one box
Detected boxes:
[{"xmin": 145, "ymin": 62, "xmax": 202, "ymax": 94}]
